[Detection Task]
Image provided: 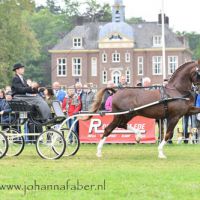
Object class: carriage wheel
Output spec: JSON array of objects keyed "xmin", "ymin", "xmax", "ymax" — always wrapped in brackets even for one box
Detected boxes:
[
  {"xmin": 4, "ymin": 128, "xmax": 25, "ymax": 157},
  {"xmin": 60, "ymin": 128, "xmax": 80, "ymax": 156},
  {"xmin": 36, "ymin": 129, "xmax": 66, "ymax": 160},
  {"xmin": 0, "ymin": 131, "xmax": 8, "ymax": 159}
]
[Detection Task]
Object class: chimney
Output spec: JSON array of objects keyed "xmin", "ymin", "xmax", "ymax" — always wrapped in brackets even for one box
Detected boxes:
[{"xmin": 158, "ymin": 13, "xmax": 169, "ymax": 25}]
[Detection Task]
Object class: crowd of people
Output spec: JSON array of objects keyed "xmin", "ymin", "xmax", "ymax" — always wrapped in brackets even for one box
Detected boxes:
[{"xmin": 1, "ymin": 63, "xmax": 200, "ymax": 143}]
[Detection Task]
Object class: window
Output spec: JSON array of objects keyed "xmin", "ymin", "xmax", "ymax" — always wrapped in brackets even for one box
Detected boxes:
[
  {"xmin": 112, "ymin": 51, "xmax": 120, "ymax": 62},
  {"xmin": 137, "ymin": 56, "xmax": 144, "ymax": 75},
  {"xmin": 153, "ymin": 35, "xmax": 162, "ymax": 47},
  {"xmin": 125, "ymin": 52, "xmax": 131, "ymax": 63},
  {"xmin": 91, "ymin": 57, "xmax": 97, "ymax": 76},
  {"xmin": 168, "ymin": 56, "xmax": 178, "ymax": 75},
  {"xmin": 72, "ymin": 58, "xmax": 82, "ymax": 76},
  {"xmin": 102, "ymin": 53, "xmax": 107, "ymax": 63},
  {"xmin": 73, "ymin": 37, "xmax": 82, "ymax": 47},
  {"xmin": 152, "ymin": 56, "xmax": 162, "ymax": 75},
  {"xmin": 57, "ymin": 58, "xmax": 66, "ymax": 76},
  {"xmin": 102, "ymin": 70, "xmax": 107, "ymax": 84},
  {"xmin": 126, "ymin": 69, "xmax": 131, "ymax": 84}
]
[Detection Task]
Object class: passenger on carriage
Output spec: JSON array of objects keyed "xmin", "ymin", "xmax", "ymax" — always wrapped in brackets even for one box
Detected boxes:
[{"xmin": 11, "ymin": 63, "xmax": 51, "ymax": 121}]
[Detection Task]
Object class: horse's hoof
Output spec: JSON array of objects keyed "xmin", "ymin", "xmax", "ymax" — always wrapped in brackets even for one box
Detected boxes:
[
  {"xmin": 96, "ymin": 152, "xmax": 102, "ymax": 158},
  {"xmin": 158, "ymin": 154, "xmax": 167, "ymax": 159}
]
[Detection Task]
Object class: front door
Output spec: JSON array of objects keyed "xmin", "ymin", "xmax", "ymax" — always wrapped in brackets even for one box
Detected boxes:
[{"xmin": 112, "ymin": 71, "xmax": 121, "ymax": 85}]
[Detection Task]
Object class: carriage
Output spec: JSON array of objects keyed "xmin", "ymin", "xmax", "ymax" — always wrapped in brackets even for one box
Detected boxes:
[{"xmin": 0, "ymin": 99, "xmax": 80, "ymax": 160}]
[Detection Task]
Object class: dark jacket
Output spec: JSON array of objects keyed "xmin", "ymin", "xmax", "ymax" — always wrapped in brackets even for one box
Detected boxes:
[
  {"xmin": 11, "ymin": 75, "xmax": 37, "ymax": 96},
  {"xmin": 0, "ymin": 99, "xmax": 12, "ymax": 123}
]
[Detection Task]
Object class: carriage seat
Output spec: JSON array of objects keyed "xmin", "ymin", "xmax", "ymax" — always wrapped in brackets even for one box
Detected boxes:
[{"xmin": 8, "ymin": 99, "xmax": 32, "ymax": 112}]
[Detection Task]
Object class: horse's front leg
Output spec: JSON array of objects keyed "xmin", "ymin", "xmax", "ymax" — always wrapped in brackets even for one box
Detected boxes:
[{"xmin": 158, "ymin": 117, "xmax": 179, "ymax": 159}]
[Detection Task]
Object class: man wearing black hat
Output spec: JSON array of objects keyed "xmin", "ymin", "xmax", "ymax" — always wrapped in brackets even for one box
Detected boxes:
[{"xmin": 11, "ymin": 63, "xmax": 51, "ymax": 121}]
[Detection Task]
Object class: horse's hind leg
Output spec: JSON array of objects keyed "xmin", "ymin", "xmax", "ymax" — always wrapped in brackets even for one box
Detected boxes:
[{"xmin": 96, "ymin": 116, "xmax": 119, "ymax": 157}]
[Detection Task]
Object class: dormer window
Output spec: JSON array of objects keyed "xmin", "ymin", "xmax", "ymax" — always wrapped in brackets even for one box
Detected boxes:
[
  {"xmin": 73, "ymin": 37, "xmax": 82, "ymax": 48},
  {"xmin": 153, "ymin": 35, "xmax": 162, "ymax": 47},
  {"xmin": 109, "ymin": 34, "xmax": 122, "ymax": 40}
]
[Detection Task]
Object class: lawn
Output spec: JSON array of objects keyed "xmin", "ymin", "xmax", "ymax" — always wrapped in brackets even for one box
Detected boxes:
[{"xmin": 0, "ymin": 143, "xmax": 200, "ymax": 200}]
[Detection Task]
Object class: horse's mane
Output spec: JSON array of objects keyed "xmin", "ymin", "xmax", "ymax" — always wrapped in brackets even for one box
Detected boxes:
[{"xmin": 168, "ymin": 61, "xmax": 195, "ymax": 83}]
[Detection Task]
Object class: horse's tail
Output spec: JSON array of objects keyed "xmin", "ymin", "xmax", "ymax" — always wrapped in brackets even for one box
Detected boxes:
[{"xmin": 82, "ymin": 88, "xmax": 116, "ymax": 121}]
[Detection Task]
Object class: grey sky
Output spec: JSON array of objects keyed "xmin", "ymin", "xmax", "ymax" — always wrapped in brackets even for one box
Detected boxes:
[{"xmin": 35, "ymin": 0, "xmax": 200, "ymax": 33}]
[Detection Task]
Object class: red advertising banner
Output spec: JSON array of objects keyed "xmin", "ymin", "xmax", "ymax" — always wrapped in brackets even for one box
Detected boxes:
[{"xmin": 79, "ymin": 115, "xmax": 156, "ymax": 143}]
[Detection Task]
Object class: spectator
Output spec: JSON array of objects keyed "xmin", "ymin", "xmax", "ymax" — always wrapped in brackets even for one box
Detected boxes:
[
  {"xmin": 163, "ymin": 79, "xmax": 168, "ymax": 87},
  {"xmin": 0, "ymin": 89, "xmax": 5, "ymax": 101},
  {"xmin": 182, "ymin": 86, "xmax": 197, "ymax": 144},
  {"xmin": 52, "ymin": 81, "xmax": 66, "ymax": 103},
  {"xmin": 100, "ymin": 80, "xmax": 115, "ymax": 110},
  {"xmin": 44, "ymin": 87, "xmax": 56, "ymax": 108},
  {"xmin": 4, "ymin": 86, "xmax": 11, "ymax": 94},
  {"xmin": 81, "ymin": 84, "xmax": 95, "ymax": 111},
  {"xmin": 75, "ymin": 82, "xmax": 83, "ymax": 97},
  {"xmin": 0, "ymin": 91, "xmax": 13, "ymax": 129},
  {"xmin": 105, "ymin": 95, "xmax": 113, "ymax": 111},
  {"xmin": 118, "ymin": 75, "xmax": 128, "ymax": 88},
  {"xmin": 136, "ymin": 81, "xmax": 142, "ymax": 87},
  {"xmin": 142, "ymin": 77, "xmax": 151, "ymax": 87},
  {"xmin": 62, "ymin": 88, "xmax": 81, "ymax": 135}
]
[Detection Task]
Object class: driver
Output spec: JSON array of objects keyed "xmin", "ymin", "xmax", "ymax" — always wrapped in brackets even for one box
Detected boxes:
[{"xmin": 11, "ymin": 63, "xmax": 51, "ymax": 121}]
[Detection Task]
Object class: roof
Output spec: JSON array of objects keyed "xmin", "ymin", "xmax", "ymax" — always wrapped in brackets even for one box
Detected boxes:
[
  {"xmin": 51, "ymin": 23, "xmax": 103, "ymax": 51},
  {"xmin": 50, "ymin": 21, "xmax": 188, "ymax": 51},
  {"xmin": 98, "ymin": 22, "xmax": 134, "ymax": 40},
  {"xmin": 132, "ymin": 22, "xmax": 184, "ymax": 48}
]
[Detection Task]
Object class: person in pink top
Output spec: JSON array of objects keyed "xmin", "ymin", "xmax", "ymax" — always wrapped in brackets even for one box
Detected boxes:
[{"xmin": 105, "ymin": 95, "xmax": 112, "ymax": 111}]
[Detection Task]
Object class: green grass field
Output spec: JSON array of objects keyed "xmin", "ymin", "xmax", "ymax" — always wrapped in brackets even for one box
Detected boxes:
[{"xmin": 1, "ymin": 143, "xmax": 200, "ymax": 200}]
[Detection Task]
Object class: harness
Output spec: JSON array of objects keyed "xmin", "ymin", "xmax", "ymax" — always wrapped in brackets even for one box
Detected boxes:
[
  {"xmin": 159, "ymin": 86, "xmax": 169, "ymax": 119},
  {"xmin": 159, "ymin": 86, "xmax": 194, "ymax": 119}
]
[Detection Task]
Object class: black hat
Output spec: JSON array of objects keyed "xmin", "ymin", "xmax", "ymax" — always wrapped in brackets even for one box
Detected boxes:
[{"xmin": 13, "ymin": 63, "xmax": 24, "ymax": 71}]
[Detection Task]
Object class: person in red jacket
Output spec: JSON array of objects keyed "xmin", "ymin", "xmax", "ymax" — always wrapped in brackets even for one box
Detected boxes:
[{"xmin": 62, "ymin": 88, "xmax": 81, "ymax": 135}]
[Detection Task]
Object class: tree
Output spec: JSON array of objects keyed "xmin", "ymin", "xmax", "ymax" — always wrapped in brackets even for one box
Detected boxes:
[
  {"xmin": 46, "ymin": 0, "xmax": 61, "ymax": 14},
  {"xmin": 126, "ymin": 17, "xmax": 145, "ymax": 24},
  {"xmin": 176, "ymin": 31, "xmax": 200, "ymax": 60},
  {"xmin": 0, "ymin": 0, "xmax": 39, "ymax": 87},
  {"xmin": 27, "ymin": 8, "xmax": 72, "ymax": 84},
  {"xmin": 82, "ymin": 0, "xmax": 111, "ymax": 22}
]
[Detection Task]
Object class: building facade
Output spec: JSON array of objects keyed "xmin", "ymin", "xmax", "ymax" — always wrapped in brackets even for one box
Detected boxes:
[{"xmin": 49, "ymin": 0, "xmax": 192, "ymax": 87}]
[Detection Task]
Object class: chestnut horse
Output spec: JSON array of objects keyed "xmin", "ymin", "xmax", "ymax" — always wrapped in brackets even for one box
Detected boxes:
[{"xmin": 86, "ymin": 61, "xmax": 200, "ymax": 158}]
